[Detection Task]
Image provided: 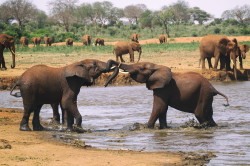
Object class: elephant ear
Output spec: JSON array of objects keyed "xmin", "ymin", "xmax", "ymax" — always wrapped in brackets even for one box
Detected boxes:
[
  {"xmin": 217, "ymin": 38, "xmax": 229, "ymax": 52},
  {"xmin": 241, "ymin": 44, "xmax": 250, "ymax": 52},
  {"xmin": 64, "ymin": 62, "xmax": 88, "ymax": 78},
  {"xmin": 146, "ymin": 67, "xmax": 172, "ymax": 90}
]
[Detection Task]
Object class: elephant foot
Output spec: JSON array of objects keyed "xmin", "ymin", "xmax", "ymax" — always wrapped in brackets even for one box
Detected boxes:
[
  {"xmin": 33, "ymin": 124, "xmax": 45, "ymax": 131},
  {"xmin": 0, "ymin": 67, "xmax": 7, "ymax": 71},
  {"xmin": 73, "ymin": 125, "xmax": 88, "ymax": 133},
  {"xmin": 159, "ymin": 125, "xmax": 168, "ymax": 129},
  {"xmin": 147, "ymin": 123, "xmax": 155, "ymax": 129},
  {"xmin": 20, "ymin": 125, "xmax": 32, "ymax": 131}
]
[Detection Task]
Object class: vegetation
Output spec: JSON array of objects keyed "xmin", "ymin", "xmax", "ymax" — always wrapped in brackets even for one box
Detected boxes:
[{"xmin": 0, "ymin": 0, "xmax": 250, "ymax": 43}]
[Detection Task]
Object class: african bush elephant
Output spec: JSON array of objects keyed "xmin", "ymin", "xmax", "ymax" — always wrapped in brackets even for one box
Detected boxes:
[
  {"xmin": 44, "ymin": 37, "xmax": 53, "ymax": 46},
  {"xmin": 94, "ymin": 38, "xmax": 105, "ymax": 46},
  {"xmin": 130, "ymin": 33, "xmax": 139, "ymax": 43},
  {"xmin": 20, "ymin": 37, "xmax": 28, "ymax": 47},
  {"xmin": 159, "ymin": 34, "xmax": 167, "ymax": 44},
  {"xmin": 65, "ymin": 38, "xmax": 73, "ymax": 46},
  {"xmin": 10, "ymin": 59, "xmax": 119, "ymax": 132},
  {"xmin": 0, "ymin": 33, "xmax": 16, "ymax": 70},
  {"xmin": 199, "ymin": 35, "xmax": 238, "ymax": 71},
  {"xmin": 237, "ymin": 43, "xmax": 249, "ymax": 69},
  {"xmin": 82, "ymin": 35, "xmax": 91, "ymax": 46},
  {"xmin": 31, "ymin": 37, "xmax": 41, "ymax": 46},
  {"xmin": 106, "ymin": 60, "xmax": 229, "ymax": 128},
  {"xmin": 113, "ymin": 41, "xmax": 142, "ymax": 63}
]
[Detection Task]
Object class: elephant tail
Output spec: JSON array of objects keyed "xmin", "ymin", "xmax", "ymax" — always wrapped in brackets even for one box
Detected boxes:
[
  {"xmin": 215, "ymin": 91, "xmax": 229, "ymax": 106},
  {"xmin": 10, "ymin": 82, "xmax": 21, "ymax": 97}
]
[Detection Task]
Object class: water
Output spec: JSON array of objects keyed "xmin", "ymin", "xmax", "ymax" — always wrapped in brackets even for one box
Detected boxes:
[{"xmin": 1, "ymin": 81, "xmax": 250, "ymax": 165}]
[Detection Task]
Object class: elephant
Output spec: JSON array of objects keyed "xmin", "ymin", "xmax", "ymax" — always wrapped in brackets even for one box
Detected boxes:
[
  {"xmin": 130, "ymin": 33, "xmax": 139, "ymax": 43},
  {"xmin": 20, "ymin": 37, "xmax": 28, "ymax": 47},
  {"xmin": 44, "ymin": 37, "xmax": 53, "ymax": 46},
  {"xmin": 199, "ymin": 35, "xmax": 239, "ymax": 71},
  {"xmin": 82, "ymin": 35, "xmax": 91, "ymax": 46},
  {"xmin": 106, "ymin": 60, "xmax": 229, "ymax": 129},
  {"xmin": 159, "ymin": 34, "xmax": 167, "ymax": 44},
  {"xmin": 10, "ymin": 59, "xmax": 119, "ymax": 132},
  {"xmin": 0, "ymin": 33, "xmax": 16, "ymax": 70},
  {"xmin": 31, "ymin": 37, "xmax": 41, "ymax": 46},
  {"xmin": 65, "ymin": 38, "xmax": 73, "ymax": 46},
  {"xmin": 237, "ymin": 43, "xmax": 249, "ymax": 70},
  {"xmin": 94, "ymin": 38, "xmax": 105, "ymax": 46},
  {"xmin": 113, "ymin": 41, "xmax": 142, "ymax": 63}
]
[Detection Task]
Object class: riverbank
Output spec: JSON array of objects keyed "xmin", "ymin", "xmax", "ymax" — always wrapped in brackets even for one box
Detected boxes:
[{"xmin": 0, "ymin": 107, "xmax": 213, "ymax": 165}]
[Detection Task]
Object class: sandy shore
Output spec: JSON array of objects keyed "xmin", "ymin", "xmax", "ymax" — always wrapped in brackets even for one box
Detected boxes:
[{"xmin": 0, "ymin": 108, "xmax": 213, "ymax": 165}]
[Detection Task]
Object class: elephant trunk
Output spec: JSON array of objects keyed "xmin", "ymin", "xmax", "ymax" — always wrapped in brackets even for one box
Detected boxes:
[
  {"xmin": 137, "ymin": 49, "xmax": 142, "ymax": 63},
  {"xmin": 9, "ymin": 46, "xmax": 16, "ymax": 68}
]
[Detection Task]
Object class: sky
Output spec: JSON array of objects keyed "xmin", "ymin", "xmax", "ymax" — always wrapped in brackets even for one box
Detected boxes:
[{"xmin": 7, "ymin": 0, "xmax": 250, "ymax": 18}]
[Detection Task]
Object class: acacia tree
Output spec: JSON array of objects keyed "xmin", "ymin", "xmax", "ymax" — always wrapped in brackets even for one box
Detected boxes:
[
  {"xmin": 139, "ymin": 10, "xmax": 154, "ymax": 34},
  {"xmin": 222, "ymin": 5, "xmax": 250, "ymax": 24},
  {"xmin": 168, "ymin": 0, "xmax": 190, "ymax": 24},
  {"xmin": 189, "ymin": 7, "xmax": 211, "ymax": 24},
  {"xmin": 1, "ymin": 0, "xmax": 37, "ymax": 29},
  {"xmin": 48, "ymin": 0, "xmax": 78, "ymax": 32},
  {"xmin": 124, "ymin": 4, "xmax": 147, "ymax": 25}
]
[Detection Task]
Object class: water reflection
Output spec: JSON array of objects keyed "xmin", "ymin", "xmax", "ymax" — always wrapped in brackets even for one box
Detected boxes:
[{"xmin": 1, "ymin": 81, "xmax": 250, "ymax": 165}]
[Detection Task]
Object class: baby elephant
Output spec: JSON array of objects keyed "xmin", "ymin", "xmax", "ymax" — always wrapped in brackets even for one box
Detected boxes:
[
  {"xmin": 10, "ymin": 59, "xmax": 118, "ymax": 132},
  {"xmin": 106, "ymin": 60, "xmax": 229, "ymax": 128}
]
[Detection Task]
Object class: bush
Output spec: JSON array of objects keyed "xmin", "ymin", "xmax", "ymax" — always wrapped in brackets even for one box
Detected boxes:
[{"xmin": 214, "ymin": 28, "xmax": 221, "ymax": 34}]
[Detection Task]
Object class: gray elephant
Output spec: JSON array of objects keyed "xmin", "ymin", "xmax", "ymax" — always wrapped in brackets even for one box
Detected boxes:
[
  {"xmin": 10, "ymin": 59, "xmax": 118, "ymax": 132},
  {"xmin": 65, "ymin": 38, "xmax": 73, "ymax": 46},
  {"xmin": 94, "ymin": 38, "xmax": 105, "ymax": 46},
  {"xmin": 113, "ymin": 41, "xmax": 142, "ymax": 63},
  {"xmin": 106, "ymin": 60, "xmax": 229, "ymax": 128},
  {"xmin": 130, "ymin": 33, "xmax": 139, "ymax": 43},
  {"xmin": 237, "ymin": 43, "xmax": 249, "ymax": 70},
  {"xmin": 199, "ymin": 35, "xmax": 239, "ymax": 71},
  {"xmin": 82, "ymin": 35, "xmax": 91, "ymax": 46},
  {"xmin": 0, "ymin": 33, "xmax": 16, "ymax": 70},
  {"xmin": 159, "ymin": 34, "xmax": 167, "ymax": 44},
  {"xmin": 20, "ymin": 37, "xmax": 28, "ymax": 47},
  {"xmin": 44, "ymin": 37, "xmax": 53, "ymax": 46},
  {"xmin": 31, "ymin": 37, "xmax": 41, "ymax": 46}
]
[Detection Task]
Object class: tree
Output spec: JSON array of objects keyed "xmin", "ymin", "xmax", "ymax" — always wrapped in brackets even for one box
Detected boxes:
[
  {"xmin": 139, "ymin": 10, "xmax": 154, "ymax": 33},
  {"xmin": 124, "ymin": 4, "xmax": 147, "ymax": 25},
  {"xmin": 168, "ymin": 0, "xmax": 190, "ymax": 24},
  {"xmin": 0, "ymin": 3, "xmax": 14, "ymax": 24},
  {"xmin": 49, "ymin": 0, "xmax": 78, "ymax": 32},
  {"xmin": 1, "ymin": 0, "xmax": 38, "ymax": 29},
  {"xmin": 190, "ymin": 7, "xmax": 211, "ymax": 24},
  {"xmin": 222, "ymin": 5, "xmax": 250, "ymax": 24},
  {"xmin": 154, "ymin": 6, "xmax": 173, "ymax": 37}
]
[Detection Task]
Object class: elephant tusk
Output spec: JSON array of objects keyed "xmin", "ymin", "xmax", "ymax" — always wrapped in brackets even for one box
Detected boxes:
[{"xmin": 10, "ymin": 49, "xmax": 15, "ymax": 55}]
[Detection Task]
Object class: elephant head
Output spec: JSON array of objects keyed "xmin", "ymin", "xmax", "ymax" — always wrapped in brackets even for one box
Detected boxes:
[
  {"xmin": 105, "ymin": 60, "xmax": 172, "ymax": 90},
  {"xmin": 65, "ymin": 59, "xmax": 119, "ymax": 87},
  {"xmin": 130, "ymin": 33, "xmax": 139, "ymax": 43},
  {"xmin": 239, "ymin": 43, "xmax": 249, "ymax": 59},
  {"xmin": 130, "ymin": 41, "xmax": 142, "ymax": 62},
  {"xmin": 0, "ymin": 33, "xmax": 16, "ymax": 68}
]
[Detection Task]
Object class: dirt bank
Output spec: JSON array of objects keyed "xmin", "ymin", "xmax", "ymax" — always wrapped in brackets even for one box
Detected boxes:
[{"xmin": 0, "ymin": 108, "xmax": 214, "ymax": 166}]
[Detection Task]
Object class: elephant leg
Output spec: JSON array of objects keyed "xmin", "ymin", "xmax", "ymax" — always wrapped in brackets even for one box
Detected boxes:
[
  {"xmin": 195, "ymin": 98, "xmax": 217, "ymax": 127},
  {"xmin": 20, "ymin": 102, "xmax": 34, "ymax": 131},
  {"xmin": 219, "ymin": 55, "xmax": 226, "ymax": 70},
  {"xmin": 66, "ymin": 110, "xmax": 74, "ymax": 131},
  {"xmin": 120, "ymin": 55, "xmax": 125, "ymax": 63},
  {"xmin": 207, "ymin": 58, "xmax": 213, "ymax": 69},
  {"xmin": 147, "ymin": 95, "xmax": 167, "ymax": 129},
  {"xmin": 0, "ymin": 54, "xmax": 7, "ymax": 70},
  {"xmin": 239, "ymin": 56, "xmax": 243, "ymax": 69},
  {"xmin": 32, "ymin": 104, "xmax": 45, "ymax": 131},
  {"xmin": 51, "ymin": 103, "xmax": 60, "ymax": 124},
  {"xmin": 158, "ymin": 108, "xmax": 168, "ymax": 129}
]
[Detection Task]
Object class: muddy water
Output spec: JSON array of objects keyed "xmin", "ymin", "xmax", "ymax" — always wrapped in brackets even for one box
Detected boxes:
[{"xmin": 1, "ymin": 81, "xmax": 250, "ymax": 165}]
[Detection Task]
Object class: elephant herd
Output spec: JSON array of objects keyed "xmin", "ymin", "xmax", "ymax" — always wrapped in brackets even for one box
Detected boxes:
[{"xmin": 1, "ymin": 32, "xmax": 249, "ymax": 133}]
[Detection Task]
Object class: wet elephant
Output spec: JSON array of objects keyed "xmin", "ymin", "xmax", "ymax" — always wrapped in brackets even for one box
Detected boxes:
[
  {"xmin": 106, "ymin": 60, "xmax": 229, "ymax": 129},
  {"xmin": 0, "ymin": 33, "xmax": 16, "ymax": 70},
  {"xmin": 199, "ymin": 35, "xmax": 238, "ymax": 71},
  {"xmin": 159, "ymin": 34, "xmax": 167, "ymax": 44},
  {"xmin": 10, "ymin": 59, "xmax": 119, "ymax": 132},
  {"xmin": 31, "ymin": 37, "xmax": 41, "ymax": 46},
  {"xmin": 82, "ymin": 35, "xmax": 91, "ymax": 46},
  {"xmin": 113, "ymin": 41, "xmax": 142, "ymax": 63},
  {"xmin": 65, "ymin": 38, "xmax": 73, "ymax": 46},
  {"xmin": 20, "ymin": 37, "xmax": 28, "ymax": 47}
]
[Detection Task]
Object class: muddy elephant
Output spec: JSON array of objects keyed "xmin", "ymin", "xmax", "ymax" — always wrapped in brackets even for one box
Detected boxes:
[
  {"xmin": 130, "ymin": 33, "xmax": 139, "ymax": 43},
  {"xmin": 31, "ymin": 37, "xmax": 41, "ymax": 46},
  {"xmin": 237, "ymin": 43, "xmax": 249, "ymax": 69},
  {"xmin": 44, "ymin": 37, "xmax": 53, "ymax": 46},
  {"xmin": 159, "ymin": 34, "xmax": 167, "ymax": 44},
  {"xmin": 10, "ymin": 59, "xmax": 119, "ymax": 132},
  {"xmin": 20, "ymin": 37, "xmax": 28, "ymax": 47},
  {"xmin": 113, "ymin": 41, "xmax": 142, "ymax": 63},
  {"xmin": 106, "ymin": 60, "xmax": 229, "ymax": 128},
  {"xmin": 65, "ymin": 38, "xmax": 73, "ymax": 46},
  {"xmin": 94, "ymin": 38, "xmax": 105, "ymax": 46},
  {"xmin": 199, "ymin": 35, "xmax": 239, "ymax": 71},
  {"xmin": 0, "ymin": 33, "xmax": 16, "ymax": 70},
  {"xmin": 82, "ymin": 35, "xmax": 91, "ymax": 46}
]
